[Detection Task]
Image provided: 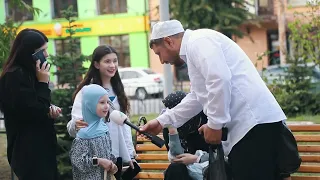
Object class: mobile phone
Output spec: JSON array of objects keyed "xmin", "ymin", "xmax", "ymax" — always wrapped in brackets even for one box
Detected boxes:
[
  {"xmin": 121, "ymin": 161, "xmax": 141, "ymax": 180},
  {"xmin": 32, "ymin": 49, "xmax": 47, "ymax": 67}
]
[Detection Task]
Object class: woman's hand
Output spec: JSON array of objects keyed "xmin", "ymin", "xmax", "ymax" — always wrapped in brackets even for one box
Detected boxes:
[
  {"xmin": 36, "ymin": 60, "xmax": 50, "ymax": 83},
  {"xmin": 49, "ymin": 105, "xmax": 61, "ymax": 119},
  {"xmin": 75, "ymin": 120, "xmax": 88, "ymax": 131},
  {"xmin": 173, "ymin": 153, "xmax": 198, "ymax": 165}
]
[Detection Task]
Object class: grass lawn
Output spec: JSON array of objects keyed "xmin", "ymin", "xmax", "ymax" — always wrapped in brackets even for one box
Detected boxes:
[{"xmin": 288, "ymin": 115, "xmax": 320, "ymax": 124}]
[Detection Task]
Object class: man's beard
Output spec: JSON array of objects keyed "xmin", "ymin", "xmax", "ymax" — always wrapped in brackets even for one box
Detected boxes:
[{"xmin": 173, "ymin": 58, "xmax": 186, "ymax": 68}]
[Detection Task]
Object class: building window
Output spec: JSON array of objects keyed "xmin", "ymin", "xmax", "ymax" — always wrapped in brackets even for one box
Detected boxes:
[
  {"xmin": 267, "ymin": 30, "xmax": 290, "ymax": 65},
  {"xmin": 288, "ymin": 0, "xmax": 307, "ymax": 7},
  {"xmin": 257, "ymin": 0, "xmax": 273, "ymax": 15},
  {"xmin": 52, "ymin": 0, "xmax": 78, "ymax": 18},
  {"xmin": 5, "ymin": 0, "xmax": 33, "ymax": 21},
  {"xmin": 100, "ymin": 35, "xmax": 130, "ymax": 67},
  {"xmin": 97, "ymin": 0, "xmax": 127, "ymax": 15},
  {"xmin": 55, "ymin": 38, "xmax": 81, "ymax": 55}
]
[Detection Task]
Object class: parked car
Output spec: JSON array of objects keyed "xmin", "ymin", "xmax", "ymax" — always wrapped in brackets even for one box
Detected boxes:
[
  {"xmin": 259, "ymin": 63, "xmax": 320, "ymax": 92},
  {"xmin": 118, "ymin": 67, "xmax": 164, "ymax": 100}
]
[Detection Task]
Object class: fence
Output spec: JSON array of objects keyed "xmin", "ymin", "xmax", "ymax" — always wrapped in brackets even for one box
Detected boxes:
[{"xmin": 126, "ymin": 82, "xmax": 191, "ymax": 116}]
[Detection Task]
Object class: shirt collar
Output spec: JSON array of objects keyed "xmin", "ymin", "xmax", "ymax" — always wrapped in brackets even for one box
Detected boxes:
[{"xmin": 179, "ymin": 29, "xmax": 193, "ymax": 62}]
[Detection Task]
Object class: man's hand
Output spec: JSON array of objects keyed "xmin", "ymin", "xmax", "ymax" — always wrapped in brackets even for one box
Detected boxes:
[
  {"xmin": 198, "ymin": 124, "xmax": 222, "ymax": 144},
  {"xmin": 129, "ymin": 159, "xmax": 137, "ymax": 169},
  {"xmin": 173, "ymin": 153, "xmax": 198, "ymax": 165},
  {"xmin": 139, "ymin": 119, "xmax": 163, "ymax": 136}
]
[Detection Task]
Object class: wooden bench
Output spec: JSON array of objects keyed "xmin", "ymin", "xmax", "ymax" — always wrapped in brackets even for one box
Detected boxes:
[{"xmin": 134, "ymin": 124, "xmax": 320, "ymax": 180}]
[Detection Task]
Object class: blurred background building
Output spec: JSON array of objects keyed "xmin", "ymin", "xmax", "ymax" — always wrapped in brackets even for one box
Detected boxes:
[
  {"xmin": 0, "ymin": 0, "xmax": 150, "ymax": 83},
  {"xmin": 0, "ymin": 0, "xmax": 313, "ymax": 82}
]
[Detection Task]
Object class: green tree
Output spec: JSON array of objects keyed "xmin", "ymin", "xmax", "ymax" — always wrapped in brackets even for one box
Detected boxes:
[
  {"xmin": 0, "ymin": 0, "xmax": 41, "ymax": 69},
  {"xmin": 49, "ymin": 6, "xmax": 88, "ymax": 179},
  {"xmin": 264, "ymin": 0, "xmax": 320, "ymax": 116},
  {"xmin": 288, "ymin": 0, "xmax": 320, "ymax": 65},
  {"xmin": 169, "ymin": 0, "xmax": 257, "ymax": 38}
]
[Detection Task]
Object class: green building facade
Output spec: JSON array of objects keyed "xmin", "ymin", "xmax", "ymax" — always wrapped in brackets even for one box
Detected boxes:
[{"xmin": 0, "ymin": 0, "xmax": 150, "ymax": 82}]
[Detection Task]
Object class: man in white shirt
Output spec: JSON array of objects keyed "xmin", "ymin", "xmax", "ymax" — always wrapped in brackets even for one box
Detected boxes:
[{"xmin": 140, "ymin": 19, "xmax": 288, "ymax": 180}]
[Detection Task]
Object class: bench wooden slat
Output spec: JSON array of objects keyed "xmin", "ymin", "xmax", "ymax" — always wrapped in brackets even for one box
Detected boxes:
[
  {"xmin": 301, "ymin": 155, "xmax": 320, "ymax": 162},
  {"xmin": 135, "ymin": 172, "xmax": 164, "ymax": 179},
  {"xmin": 295, "ymin": 135, "xmax": 320, "ymax": 142},
  {"xmin": 139, "ymin": 163, "xmax": 169, "ymax": 170},
  {"xmin": 136, "ymin": 144, "xmax": 167, "ymax": 151},
  {"xmin": 298, "ymin": 145, "xmax": 320, "ymax": 152},
  {"xmin": 289, "ymin": 124, "xmax": 320, "ymax": 132},
  {"xmin": 135, "ymin": 125, "xmax": 320, "ymax": 179},
  {"xmin": 136, "ymin": 154, "xmax": 169, "ymax": 161},
  {"xmin": 137, "ymin": 135, "xmax": 164, "ymax": 142},
  {"xmin": 298, "ymin": 165, "xmax": 320, "ymax": 173},
  {"xmin": 292, "ymin": 176, "xmax": 320, "ymax": 180}
]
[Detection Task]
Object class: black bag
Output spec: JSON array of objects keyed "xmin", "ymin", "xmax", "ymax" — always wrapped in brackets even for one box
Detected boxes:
[
  {"xmin": 203, "ymin": 144, "xmax": 228, "ymax": 180},
  {"xmin": 277, "ymin": 122, "xmax": 302, "ymax": 176}
]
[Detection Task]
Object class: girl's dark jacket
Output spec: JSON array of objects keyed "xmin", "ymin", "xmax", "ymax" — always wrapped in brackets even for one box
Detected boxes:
[{"xmin": 0, "ymin": 66, "xmax": 58, "ymax": 180}]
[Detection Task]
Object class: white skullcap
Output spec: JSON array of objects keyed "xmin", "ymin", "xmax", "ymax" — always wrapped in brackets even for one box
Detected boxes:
[{"xmin": 150, "ymin": 19, "xmax": 184, "ymax": 40}]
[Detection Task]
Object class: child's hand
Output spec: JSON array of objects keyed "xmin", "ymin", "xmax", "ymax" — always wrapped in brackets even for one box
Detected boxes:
[
  {"xmin": 173, "ymin": 153, "xmax": 198, "ymax": 165},
  {"xmin": 109, "ymin": 163, "xmax": 118, "ymax": 174},
  {"xmin": 168, "ymin": 127, "xmax": 178, "ymax": 135},
  {"xmin": 98, "ymin": 158, "xmax": 113, "ymax": 171}
]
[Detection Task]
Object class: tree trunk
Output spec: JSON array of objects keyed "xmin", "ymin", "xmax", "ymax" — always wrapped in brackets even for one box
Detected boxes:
[{"xmin": 278, "ymin": 0, "xmax": 287, "ymax": 65}]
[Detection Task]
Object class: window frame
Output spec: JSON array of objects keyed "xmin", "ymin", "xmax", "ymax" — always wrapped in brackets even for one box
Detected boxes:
[
  {"xmin": 99, "ymin": 34, "xmax": 130, "ymax": 67},
  {"xmin": 52, "ymin": 0, "xmax": 78, "ymax": 19},
  {"xmin": 97, "ymin": 0, "xmax": 127, "ymax": 15},
  {"xmin": 5, "ymin": 0, "xmax": 34, "ymax": 21}
]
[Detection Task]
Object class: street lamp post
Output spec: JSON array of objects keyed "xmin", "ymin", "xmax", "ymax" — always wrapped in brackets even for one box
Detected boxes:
[{"xmin": 159, "ymin": 0, "xmax": 173, "ymax": 97}]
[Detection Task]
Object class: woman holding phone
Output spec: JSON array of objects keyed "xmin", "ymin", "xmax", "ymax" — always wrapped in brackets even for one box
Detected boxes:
[{"xmin": 0, "ymin": 29, "xmax": 61, "ymax": 180}]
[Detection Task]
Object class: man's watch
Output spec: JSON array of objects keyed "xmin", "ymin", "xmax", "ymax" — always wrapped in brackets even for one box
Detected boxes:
[{"xmin": 92, "ymin": 156, "xmax": 98, "ymax": 166}]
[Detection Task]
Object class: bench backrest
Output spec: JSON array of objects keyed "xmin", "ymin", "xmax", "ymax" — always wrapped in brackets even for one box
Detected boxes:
[
  {"xmin": 289, "ymin": 124, "xmax": 320, "ymax": 180},
  {"xmin": 134, "ymin": 124, "xmax": 320, "ymax": 180}
]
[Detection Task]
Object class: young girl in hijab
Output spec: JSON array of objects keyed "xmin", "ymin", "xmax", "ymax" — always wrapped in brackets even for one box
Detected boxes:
[{"xmin": 70, "ymin": 84, "xmax": 117, "ymax": 180}]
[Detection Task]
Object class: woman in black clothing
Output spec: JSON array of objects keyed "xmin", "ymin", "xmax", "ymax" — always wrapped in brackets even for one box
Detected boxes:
[{"xmin": 0, "ymin": 29, "xmax": 60, "ymax": 180}]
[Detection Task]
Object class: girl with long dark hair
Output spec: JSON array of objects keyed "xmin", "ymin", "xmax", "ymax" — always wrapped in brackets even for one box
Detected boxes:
[{"xmin": 67, "ymin": 45, "xmax": 136, "ymax": 178}]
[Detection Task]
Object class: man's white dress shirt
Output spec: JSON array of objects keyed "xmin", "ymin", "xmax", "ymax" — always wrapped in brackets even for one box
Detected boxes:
[{"xmin": 157, "ymin": 29, "xmax": 287, "ymax": 155}]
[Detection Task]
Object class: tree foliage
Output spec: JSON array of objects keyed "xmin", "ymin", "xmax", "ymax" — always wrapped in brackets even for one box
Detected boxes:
[
  {"xmin": 49, "ymin": 6, "xmax": 88, "ymax": 179},
  {"xmin": 264, "ymin": 0, "xmax": 320, "ymax": 116},
  {"xmin": 169, "ymin": 0, "xmax": 257, "ymax": 38},
  {"xmin": 0, "ymin": 0, "xmax": 41, "ymax": 69}
]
